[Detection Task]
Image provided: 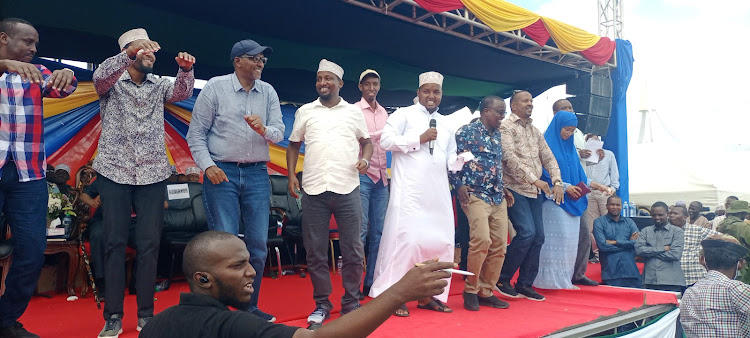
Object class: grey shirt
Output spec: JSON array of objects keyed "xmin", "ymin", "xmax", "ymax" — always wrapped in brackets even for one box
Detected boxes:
[
  {"xmin": 584, "ymin": 149, "xmax": 620, "ymax": 190},
  {"xmin": 635, "ymin": 223, "xmax": 686, "ymax": 286},
  {"xmin": 187, "ymin": 73, "xmax": 284, "ymax": 171}
]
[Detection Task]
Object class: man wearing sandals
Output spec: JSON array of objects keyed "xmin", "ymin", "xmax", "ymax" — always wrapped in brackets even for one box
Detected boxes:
[{"xmin": 371, "ymin": 72, "xmax": 465, "ymax": 316}]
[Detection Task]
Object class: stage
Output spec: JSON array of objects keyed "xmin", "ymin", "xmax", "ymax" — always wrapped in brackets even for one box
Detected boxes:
[{"xmin": 19, "ymin": 262, "xmax": 677, "ymax": 337}]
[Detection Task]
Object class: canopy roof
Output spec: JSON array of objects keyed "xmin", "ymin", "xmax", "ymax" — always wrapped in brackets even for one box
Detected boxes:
[{"xmin": 4, "ymin": 0, "xmax": 593, "ymax": 106}]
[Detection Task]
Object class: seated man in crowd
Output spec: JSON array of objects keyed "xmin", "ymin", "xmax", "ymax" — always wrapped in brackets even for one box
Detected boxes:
[
  {"xmin": 50, "ymin": 164, "xmax": 73, "ymax": 196},
  {"xmin": 680, "ymin": 234, "xmax": 749, "ymax": 337},
  {"xmin": 592, "ymin": 196, "xmax": 641, "ymax": 288},
  {"xmin": 140, "ymin": 231, "xmax": 456, "ymax": 338},
  {"xmin": 635, "ymin": 202, "xmax": 685, "ymax": 293},
  {"xmin": 185, "ymin": 167, "xmax": 201, "ymax": 183}
]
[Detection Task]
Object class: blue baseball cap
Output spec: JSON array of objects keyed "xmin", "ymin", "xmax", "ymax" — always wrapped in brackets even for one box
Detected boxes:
[{"xmin": 230, "ymin": 39, "xmax": 273, "ymax": 60}]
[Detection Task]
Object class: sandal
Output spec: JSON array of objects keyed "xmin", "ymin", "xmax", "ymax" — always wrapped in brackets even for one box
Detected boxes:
[
  {"xmin": 393, "ymin": 304, "xmax": 410, "ymax": 317},
  {"xmin": 417, "ymin": 298, "xmax": 453, "ymax": 313}
]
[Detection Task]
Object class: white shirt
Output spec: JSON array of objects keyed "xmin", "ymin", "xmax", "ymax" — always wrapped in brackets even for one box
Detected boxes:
[{"xmin": 288, "ymin": 98, "xmax": 369, "ymax": 196}]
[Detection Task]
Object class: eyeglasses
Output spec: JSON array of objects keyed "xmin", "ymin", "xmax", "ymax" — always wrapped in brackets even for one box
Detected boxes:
[{"xmin": 239, "ymin": 55, "xmax": 268, "ymax": 64}]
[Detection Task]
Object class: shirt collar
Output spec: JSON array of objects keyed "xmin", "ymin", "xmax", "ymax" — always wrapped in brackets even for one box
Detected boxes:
[
  {"xmin": 231, "ymin": 73, "xmax": 262, "ymax": 93},
  {"xmin": 356, "ymin": 97, "xmax": 383, "ymax": 112},
  {"xmin": 120, "ymin": 70, "xmax": 157, "ymax": 84},
  {"xmin": 312, "ymin": 97, "xmax": 349, "ymax": 109},
  {"xmin": 415, "ymin": 102, "xmax": 439, "ymax": 115},
  {"xmin": 654, "ymin": 223, "xmax": 672, "ymax": 231},
  {"xmin": 606, "ymin": 214, "xmax": 624, "ymax": 222},
  {"xmin": 178, "ymin": 293, "xmax": 229, "ymax": 311},
  {"xmin": 507, "ymin": 112, "xmax": 533, "ymax": 125}
]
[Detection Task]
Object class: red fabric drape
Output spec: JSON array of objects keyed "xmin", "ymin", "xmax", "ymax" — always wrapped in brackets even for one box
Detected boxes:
[
  {"xmin": 164, "ymin": 122, "xmax": 198, "ymax": 174},
  {"xmin": 580, "ymin": 37, "xmax": 616, "ymax": 66},
  {"xmin": 48, "ymin": 115, "xmax": 101, "ymax": 186},
  {"xmin": 521, "ymin": 19, "xmax": 550, "ymax": 47},
  {"xmin": 413, "ymin": 0, "xmax": 463, "ymax": 12}
]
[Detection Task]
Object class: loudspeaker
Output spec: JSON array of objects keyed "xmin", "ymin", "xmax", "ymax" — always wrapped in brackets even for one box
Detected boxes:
[
  {"xmin": 566, "ymin": 75, "xmax": 613, "ymax": 97},
  {"xmin": 568, "ymin": 95, "xmax": 612, "ymax": 118},
  {"xmin": 576, "ymin": 113, "xmax": 610, "ymax": 137}
]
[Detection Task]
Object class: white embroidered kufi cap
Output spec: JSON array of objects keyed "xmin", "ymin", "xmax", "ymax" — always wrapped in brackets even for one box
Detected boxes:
[
  {"xmin": 318, "ymin": 59, "xmax": 344, "ymax": 80},
  {"xmin": 419, "ymin": 71, "xmax": 443, "ymax": 87},
  {"xmin": 186, "ymin": 167, "xmax": 201, "ymax": 175},
  {"xmin": 118, "ymin": 28, "xmax": 150, "ymax": 50}
]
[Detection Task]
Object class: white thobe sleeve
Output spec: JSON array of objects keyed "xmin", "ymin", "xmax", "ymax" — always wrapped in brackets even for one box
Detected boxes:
[
  {"xmin": 380, "ymin": 109, "xmax": 421, "ymax": 153},
  {"xmin": 446, "ymin": 130, "xmax": 466, "ymax": 172}
]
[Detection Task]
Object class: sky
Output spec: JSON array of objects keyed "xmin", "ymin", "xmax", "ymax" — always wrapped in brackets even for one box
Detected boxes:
[{"xmin": 511, "ymin": 0, "xmax": 750, "ymax": 205}]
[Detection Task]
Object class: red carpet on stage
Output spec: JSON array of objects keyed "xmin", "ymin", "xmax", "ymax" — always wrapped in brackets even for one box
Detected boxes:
[{"xmin": 20, "ymin": 263, "xmax": 676, "ymax": 337}]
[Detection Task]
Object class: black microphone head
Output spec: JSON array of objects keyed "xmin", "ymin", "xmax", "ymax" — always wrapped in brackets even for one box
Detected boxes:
[{"xmin": 429, "ymin": 119, "xmax": 436, "ymax": 128}]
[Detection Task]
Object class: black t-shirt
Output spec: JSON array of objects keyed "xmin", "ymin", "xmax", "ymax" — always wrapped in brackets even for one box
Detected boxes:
[{"xmin": 140, "ymin": 293, "xmax": 300, "ymax": 338}]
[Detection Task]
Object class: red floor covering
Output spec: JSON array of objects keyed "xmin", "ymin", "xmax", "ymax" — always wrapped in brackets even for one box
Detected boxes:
[{"xmin": 20, "ymin": 263, "xmax": 676, "ymax": 337}]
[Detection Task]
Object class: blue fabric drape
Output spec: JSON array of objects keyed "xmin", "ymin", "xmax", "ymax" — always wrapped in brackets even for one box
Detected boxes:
[
  {"xmin": 603, "ymin": 40, "xmax": 634, "ymax": 201},
  {"xmin": 43, "ymin": 101, "xmax": 100, "ymax": 155},
  {"xmin": 542, "ymin": 111, "xmax": 588, "ymax": 216}
]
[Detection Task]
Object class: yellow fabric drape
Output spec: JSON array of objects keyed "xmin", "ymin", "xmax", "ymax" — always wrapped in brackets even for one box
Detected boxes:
[
  {"xmin": 165, "ymin": 145, "xmax": 176, "ymax": 165},
  {"xmin": 541, "ymin": 17, "xmax": 599, "ymax": 53},
  {"xmin": 164, "ymin": 103, "xmax": 193, "ymax": 123},
  {"xmin": 42, "ymin": 81, "xmax": 99, "ymax": 118},
  {"xmin": 458, "ymin": 0, "xmax": 602, "ymax": 53},
  {"xmin": 461, "ymin": 0, "xmax": 540, "ymax": 32},
  {"xmin": 269, "ymin": 144, "xmax": 303, "ymax": 173}
]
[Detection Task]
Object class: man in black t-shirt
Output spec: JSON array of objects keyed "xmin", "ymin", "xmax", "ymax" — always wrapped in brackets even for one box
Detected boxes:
[{"xmin": 141, "ymin": 231, "xmax": 456, "ymax": 338}]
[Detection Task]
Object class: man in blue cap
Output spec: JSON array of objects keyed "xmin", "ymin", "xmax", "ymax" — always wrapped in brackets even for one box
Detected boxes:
[{"xmin": 187, "ymin": 38, "xmax": 285, "ymax": 322}]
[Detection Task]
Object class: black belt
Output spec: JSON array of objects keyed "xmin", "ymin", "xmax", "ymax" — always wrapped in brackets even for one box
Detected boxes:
[{"xmin": 218, "ymin": 161, "xmax": 265, "ymax": 168}]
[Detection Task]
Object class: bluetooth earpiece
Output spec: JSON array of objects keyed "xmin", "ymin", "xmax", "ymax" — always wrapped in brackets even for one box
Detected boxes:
[{"xmin": 199, "ymin": 276, "xmax": 209, "ymax": 284}]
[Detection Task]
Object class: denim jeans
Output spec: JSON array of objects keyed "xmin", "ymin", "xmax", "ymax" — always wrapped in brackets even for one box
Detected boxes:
[
  {"xmin": 202, "ymin": 162, "xmax": 270, "ymax": 310},
  {"xmin": 358, "ymin": 174, "xmax": 388, "ymax": 287},
  {"xmin": 0, "ymin": 162, "xmax": 47, "ymax": 327},
  {"xmin": 498, "ymin": 190, "xmax": 544, "ymax": 287}
]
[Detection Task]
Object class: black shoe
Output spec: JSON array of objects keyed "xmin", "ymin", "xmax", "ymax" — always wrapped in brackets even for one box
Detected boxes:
[
  {"xmin": 495, "ymin": 281, "xmax": 521, "ymax": 299},
  {"xmin": 361, "ymin": 285, "xmax": 371, "ymax": 299},
  {"xmin": 515, "ymin": 285, "xmax": 545, "ymax": 301},
  {"xmin": 588, "ymin": 257, "xmax": 600, "ymax": 264},
  {"xmin": 340, "ymin": 302, "xmax": 361, "ymax": 316},
  {"xmin": 463, "ymin": 291, "xmax": 479, "ymax": 311},
  {"xmin": 0, "ymin": 322, "xmax": 39, "ymax": 338},
  {"xmin": 572, "ymin": 277, "xmax": 600, "ymax": 286},
  {"xmin": 249, "ymin": 308, "xmax": 277, "ymax": 322},
  {"xmin": 478, "ymin": 295, "xmax": 510, "ymax": 309}
]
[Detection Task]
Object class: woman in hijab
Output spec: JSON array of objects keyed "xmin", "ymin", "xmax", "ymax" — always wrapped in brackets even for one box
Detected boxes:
[{"xmin": 533, "ymin": 111, "xmax": 609, "ymax": 289}]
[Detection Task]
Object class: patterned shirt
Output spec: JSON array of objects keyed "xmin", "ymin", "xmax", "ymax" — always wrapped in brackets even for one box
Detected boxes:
[
  {"xmin": 680, "ymin": 270, "xmax": 750, "ymax": 337},
  {"xmin": 689, "ymin": 215, "xmax": 711, "ymax": 229},
  {"xmin": 449, "ymin": 119, "xmax": 504, "ymax": 205},
  {"xmin": 635, "ymin": 223, "xmax": 686, "ymax": 286},
  {"xmin": 92, "ymin": 51, "xmax": 194, "ymax": 185},
  {"xmin": 680, "ymin": 224, "xmax": 720, "ymax": 285},
  {"xmin": 499, "ymin": 113, "xmax": 561, "ymax": 198},
  {"xmin": 0, "ymin": 65, "xmax": 77, "ymax": 182}
]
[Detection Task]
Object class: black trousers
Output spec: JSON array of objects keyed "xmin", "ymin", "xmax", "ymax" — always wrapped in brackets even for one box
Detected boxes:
[{"xmin": 98, "ymin": 175, "xmax": 166, "ymax": 320}]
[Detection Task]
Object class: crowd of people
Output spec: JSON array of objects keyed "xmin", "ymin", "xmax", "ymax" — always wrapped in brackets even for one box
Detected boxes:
[{"xmin": 0, "ymin": 18, "xmax": 748, "ymax": 338}]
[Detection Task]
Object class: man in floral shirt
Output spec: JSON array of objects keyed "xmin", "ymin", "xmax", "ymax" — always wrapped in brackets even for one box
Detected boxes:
[{"xmin": 450, "ymin": 96, "xmax": 514, "ymax": 311}]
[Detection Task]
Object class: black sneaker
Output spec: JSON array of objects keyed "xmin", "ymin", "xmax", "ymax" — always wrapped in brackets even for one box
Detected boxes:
[
  {"xmin": 97, "ymin": 316, "xmax": 123, "ymax": 338},
  {"xmin": 478, "ymin": 294, "xmax": 510, "ymax": 309},
  {"xmin": 463, "ymin": 291, "xmax": 479, "ymax": 311},
  {"xmin": 0, "ymin": 322, "xmax": 40, "ymax": 338},
  {"xmin": 516, "ymin": 285, "xmax": 545, "ymax": 301},
  {"xmin": 495, "ymin": 281, "xmax": 521, "ymax": 299},
  {"xmin": 250, "ymin": 308, "xmax": 277, "ymax": 323},
  {"xmin": 572, "ymin": 277, "xmax": 600, "ymax": 286},
  {"xmin": 340, "ymin": 302, "xmax": 361, "ymax": 316}
]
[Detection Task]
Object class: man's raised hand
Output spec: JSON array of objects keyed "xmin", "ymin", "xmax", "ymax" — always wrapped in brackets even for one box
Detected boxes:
[
  {"xmin": 0, "ymin": 60, "xmax": 43, "ymax": 83},
  {"xmin": 47, "ymin": 69, "xmax": 75, "ymax": 92},
  {"xmin": 175, "ymin": 52, "xmax": 195, "ymax": 71},
  {"xmin": 125, "ymin": 39, "xmax": 161, "ymax": 58}
]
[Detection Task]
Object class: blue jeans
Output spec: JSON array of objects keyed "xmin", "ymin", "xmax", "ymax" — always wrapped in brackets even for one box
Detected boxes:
[
  {"xmin": 202, "ymin": 162, "xmax": 270, "ymax": 310},
  {"xmin": 498, "ymin": 190, "xmax": 544, "ymax": 287},
  {"xmin": 0, "ymin": 162, "xmax": 48, "ymax": 327},
  {"xmin": 358, "ymin": 174, "xmax": 388, "ymax": 287}
]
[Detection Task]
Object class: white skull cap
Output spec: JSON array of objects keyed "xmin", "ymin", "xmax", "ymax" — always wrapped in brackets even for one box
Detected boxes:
[
  {"xmin": 318, "ymin": 59, "xmax": 344, "ymax": 80},
  {"xmin": 419, "ymin": 71, "xmax": 443, "ymax": 87},
  {"xmin": 118, "ymin": 28, "xmax": 150, "ymax": 50}
]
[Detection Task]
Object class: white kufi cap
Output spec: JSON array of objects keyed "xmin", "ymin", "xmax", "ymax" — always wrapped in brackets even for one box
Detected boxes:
[
  {"xmin": 318, "ymin": 59, "xmax": 344, "ymax": 80},
  {"xmin": 419, "ymin": 71, "xmax": 443, "ymax": 87},
  {"xmin": 118, "ymin": 28, "xmax": 150, "ymax": 50}
]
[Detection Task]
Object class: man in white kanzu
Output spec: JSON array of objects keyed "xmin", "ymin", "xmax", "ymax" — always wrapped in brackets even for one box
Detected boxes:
[{"xmin": 370, "ymin": 71, "xmax": 464, "ymax": 317}]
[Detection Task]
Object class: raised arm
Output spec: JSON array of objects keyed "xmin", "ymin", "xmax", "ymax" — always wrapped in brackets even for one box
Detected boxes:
[
  {"xmin": 262, "ymin": 90, "xmax": 285, "ymax": 144},
  {"xmin": 380, "ymin": 109, "xmax": 421, "ymax": 153},
  {"xmin": 92, "ymin": 51, "xmax": 133, "ymax": 96}
]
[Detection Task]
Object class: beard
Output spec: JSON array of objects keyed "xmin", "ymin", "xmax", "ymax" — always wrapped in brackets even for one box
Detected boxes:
[
  {"xmin": 214, "ymin": 277, "xmax": 251, "ymax": 310},
  {"xmin": 135, "ymin": 62, "xmax": 153, "ymax": 74}
]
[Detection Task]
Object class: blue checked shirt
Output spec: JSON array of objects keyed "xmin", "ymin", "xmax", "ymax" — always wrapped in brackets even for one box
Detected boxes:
[{"xmin": 449, "ymin": 119, "xmax": 504, "ymax": 206}]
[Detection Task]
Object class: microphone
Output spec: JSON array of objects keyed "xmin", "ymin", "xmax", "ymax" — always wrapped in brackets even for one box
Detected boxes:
[{"xmin": 428, "ymin": 118, "xmax": 436, "ymax": 155}]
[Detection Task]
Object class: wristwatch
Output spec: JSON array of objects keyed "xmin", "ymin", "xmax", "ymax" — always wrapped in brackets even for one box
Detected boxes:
[
  {"xmin": 361, "ymin": 159, "xmax": 370, "ymax": 167},
  {"xmin": 554, "ymin": 181, "xmax": 563, "ymax": 187}
]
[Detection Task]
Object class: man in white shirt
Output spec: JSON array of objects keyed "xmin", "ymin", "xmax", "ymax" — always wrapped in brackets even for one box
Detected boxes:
[{"xmin": 286, "ymin": 59, "xmax": 373, "ymax": 329}]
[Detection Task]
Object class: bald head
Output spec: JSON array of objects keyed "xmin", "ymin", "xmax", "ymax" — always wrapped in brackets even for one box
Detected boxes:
[
  {"xmin": 553, "ymin": 99, "xmax": 574, "ymax": 114},
  {"xmin": 183, "ymin": 230, "xmax": 239, "ymax": 288}
]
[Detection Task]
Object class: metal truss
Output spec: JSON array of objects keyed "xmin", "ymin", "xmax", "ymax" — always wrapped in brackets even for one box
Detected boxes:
[
  {"xmin": 340, "ymin": 0, "xmax": 616, "ymax": 73},
  {"xmin": 598, "ymin": 0, "xmax": 624, "ymax": 39}
]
